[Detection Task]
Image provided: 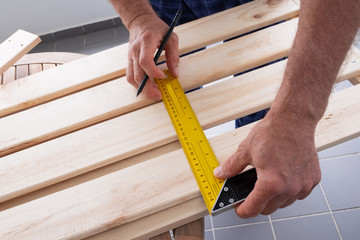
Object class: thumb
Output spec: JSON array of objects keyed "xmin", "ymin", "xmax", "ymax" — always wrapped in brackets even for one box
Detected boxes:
[{"xmin": 214, "ymin": 145, "xmax": 250, "ymax": 179}]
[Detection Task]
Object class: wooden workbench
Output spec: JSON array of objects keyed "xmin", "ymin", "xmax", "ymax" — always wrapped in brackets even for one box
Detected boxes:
[{"xmin": 1, "ymin": 0, "xmax": 360, "ymax": 239}]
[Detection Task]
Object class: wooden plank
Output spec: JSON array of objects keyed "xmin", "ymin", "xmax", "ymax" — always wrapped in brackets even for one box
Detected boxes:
[
  {"xmin": 42, "ymin": 63, "xmax": 56, "ymax": 71},
  {"xmin": 0, "ymin": 140, "xmax": 196, "ymax": 240},
  {"xmin": 0, "ymin": 43, "xmax": 128, "ymax": 117},
  {"xmin": 14, "ymin": 52, "xmax": 84, "ymax": 65},
  {"xmin": 95, "ymin": 77, "xmax": 360, "ymax": 240},
  {"xmin": 0, "ymin": 30, "xmax": 40, "ymax": 75},
  {"xmin": 345, "ymin": 45, "xmax": 360, "ymax": 84},
  {"xmin": 0, "ymin": 84, "xmax": 359, "ymax": 240},
  {"xmin": 0, "ymin": 18, "xmax": 299, "ymax": 157},
  {"xmin": 149, "ymin": 232, "xmax": 172, "ymax": 240},
  {"xmin": 0, "ymin": 58, "xmax": 284, "ymax": 203},
  {"xmin": 174, "ymin": 219, "xmax": 204, "ymax": 240},
  {"xmin": 0, "ymin": 0, "xmax": 299, "ymax": 118},
  {"xmin": 174, "ymin": 0, "xmax": 299, "ymax": 54},
  {"xmin": 0, "ymin": 141, "xmax": 182, "ymax": 212},
  {"xmin": 87, "ymin": 198, "xmax": 207, "ymax": 240},
  {"xmin": 29, "ymin": 64, "xmax": 43, "ymax": 75},
  {"xmin": 1, "ymin": 66, "xmax": 16, "ymax": 85},
  {"xmin": 1, "ymin": 43, "xmax": 360, "ymax": 204},
  {"xmin": 349, "ymin": 76, "xmax": 360, "ymax": 85},
  {"xmin": 15, "ymin": 65, "xmax": 29, "ymax": 80}
]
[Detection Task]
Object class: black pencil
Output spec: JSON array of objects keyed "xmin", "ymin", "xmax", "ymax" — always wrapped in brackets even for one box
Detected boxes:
[{"xmin": 136, "ymin": 9, "xmax": 183, "ymax": 97}]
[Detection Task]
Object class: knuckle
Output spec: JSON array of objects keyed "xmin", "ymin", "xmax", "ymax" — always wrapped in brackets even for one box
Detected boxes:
[
  {"xmin": 140, "ymin": 31, "xmax": 153, "ymax": 42},
  {"xmin": 126, "ymin": 76, "xmax": 134, "ymax": 85},
  {"xmin": 303, "ymin": 181, "xmax": 314, "ymax": 195},
  {"xmin": 263, "ymin": 178, "xmax": 287, "ymax": 196},
  {"xmin": 129, "ymin": 41, "xmax": 140, "ymax": 53},
  {"xmin": 138, "ymin": 56, "xmax": 147, "ymax": 67},
  {"xmin": 285, "ymin": 185, "xmax": 301, "ymax": 198},
  {"xmin": 134, "ymin": 75, "xmax": 142, "ymax": 83},
  {"xmin": 223, "ymin": 158, "xmax": 237, "ymax": 174},
  {"xmin": 139, "ymin": 56, "xmax": 151, "ymax": 69},
  {"xmin": 126, "ymin": 69, "xmax": 134, "ymax": 83},
  {"xmin": 261, "ymin": 208, "xmax": 276, "ymax": 216},
  {"xmin": 170, "ymin": 33, "xmax": 179, "ymax": 43}
]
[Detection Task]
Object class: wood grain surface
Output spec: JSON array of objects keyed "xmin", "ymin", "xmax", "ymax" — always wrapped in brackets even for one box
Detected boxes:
[
  {"xmin": 0, "ymin": 30, "xmax": 40, "ymax": 75},
  {"xmin": 0, "ymin": 0, "xmax": 299, "ymax": 118}
]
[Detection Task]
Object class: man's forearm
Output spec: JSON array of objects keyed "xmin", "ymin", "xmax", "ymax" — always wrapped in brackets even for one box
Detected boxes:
[
  {"xmin": 270, "ymin": 0, "xmax": 360, "ymax": 123},
  {"xmin": 109, "ymin": 0, "xmax": 157, "ymax": 30}
]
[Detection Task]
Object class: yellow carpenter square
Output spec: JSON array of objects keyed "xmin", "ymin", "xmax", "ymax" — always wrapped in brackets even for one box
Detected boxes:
[{"xmin": 155, "ymin": 70, "xmax": 223, "ymax": 214}]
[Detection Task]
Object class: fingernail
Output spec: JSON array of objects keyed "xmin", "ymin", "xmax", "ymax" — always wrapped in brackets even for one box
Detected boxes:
[{"xmin": 214, "ymin": 166, "xmax": 222, "ymax": 177}]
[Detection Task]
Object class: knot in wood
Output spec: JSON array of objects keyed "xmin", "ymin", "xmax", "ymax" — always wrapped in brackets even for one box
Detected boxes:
[
  {"xmin": 253, "ymin": 14, "xmax": 263, "ymax": 19},
  {"xmin": 266, "ymin": 0, "xmax": 283, "ymax": 6}
]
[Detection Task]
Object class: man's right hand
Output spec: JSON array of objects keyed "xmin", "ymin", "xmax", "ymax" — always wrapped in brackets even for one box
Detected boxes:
[{"xmin": 127, "ymin": 14, "xmax": 180, "ymax": 100}]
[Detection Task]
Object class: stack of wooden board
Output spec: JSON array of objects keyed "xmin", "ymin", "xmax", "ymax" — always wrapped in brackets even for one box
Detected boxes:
[{"xmin": 0, "ymin": 0, "xmax": 360, "ymax": 239}]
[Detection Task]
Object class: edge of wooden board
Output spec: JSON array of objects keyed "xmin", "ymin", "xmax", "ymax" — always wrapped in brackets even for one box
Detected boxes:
[
  {"xmin": 0, "ymin": 18, "xmax": 300, "ymax": 157},
  {"xmin": 0, "ymin": 0, "xmax": 299, "ymax": 118},
  {"xmin": 0, "ymin": 83, "xmax": 359, "ymax": 239},
  {"xmin": 1, "ymin": 43, "xmax": 360, "ymax": 205},
  {"xmin": 0, "ymin": 30, "xmax": 41, "ymax": 75}
]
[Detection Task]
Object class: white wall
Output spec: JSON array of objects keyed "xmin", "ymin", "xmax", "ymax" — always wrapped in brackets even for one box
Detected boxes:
[{"xmin": 0, "ymin": 0, "xmax": 119, "ymax": 42}]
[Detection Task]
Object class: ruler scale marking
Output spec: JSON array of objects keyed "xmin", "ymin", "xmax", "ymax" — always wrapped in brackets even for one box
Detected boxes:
[
  {"xmin": 156, "ymin": 70, "xmax": 224, "ymax": 214},
  {"xmin": 156, "ymin": 70, "xmax": 258, "ymax": 215}
]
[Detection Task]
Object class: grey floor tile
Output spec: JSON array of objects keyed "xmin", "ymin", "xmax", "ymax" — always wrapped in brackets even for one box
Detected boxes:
[
  {"xmin": 334, "ymin": 209, "xmax": 360, "ymax": 240},
  {"xmin": 320, "ymin": 155, "xmax": 360, "ymax": 210},
  {"xmin": 271, "ymin": 185, "xmax": 329, "ymax": 219},
  {"xmin": 205, "ymin": 230, "xmax": 214, "ymax": 240},
  {"xmin": 212, "ymin": 208, "xmax": 268, "ymax": 228},
  {"xmin": 53, "ymin": 26, "xmax": 84, "ymax": 40},
  {"xmin": 204, "ymin": 215, "xmax": 212, "ymax": 229},
  {"xmin": 318, "ymin": 137, "xmax": 360, "ymax": 159},
  {"xmin": 83, "ymin": 19, "xmax": 115, "ymax": 33},
  {"xmin": 333, "ymin": 80, "xmax": 353, "ymax": 92},
  {"xmin": 55, "ymin": 35, "xmax": 86, "ymax": 53},
  {"xmin": 40, "ymin": 33, "xmax": 56, "ymax": 42},
  {"xmin": 115, "ymin": 25, "xmax": 130, "ymax": 44},
  {"xmin": 79, "ymin": 42, "xmax": 120, "ymax": 55},
  {"xmin": 30, "ymin": 41, "xmax": 56, "ymax": 53},
  {"xmin": 113, "ymin": 17, "xmax": 123, "ymax": 27},
  {"xmin": 85, "ymin": 28, "xmax": 116, "ymax": 47},
  {"xmin": 272, "ymin": 214, "xmax": 340, "ymax": 240},
  {"xmin": 214, "ymin": 222, "xmax": 274, "ymax": 240}
]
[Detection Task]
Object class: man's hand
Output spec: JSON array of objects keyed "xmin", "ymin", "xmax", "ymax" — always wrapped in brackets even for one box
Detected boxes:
[
  {"xmin": 214, "ymin": 0, "xmax": 360, "ymax": 217},
  {"xmin": 127, "ymin": 14, "xmax": 179, "ymax": 100},
  {"xmin": 214, "ymin": 111, "xmax": 321, "ymax": 217},
  {"xmin": 109, "ymin": 0, "xmax": 180, "ymax": 100}
]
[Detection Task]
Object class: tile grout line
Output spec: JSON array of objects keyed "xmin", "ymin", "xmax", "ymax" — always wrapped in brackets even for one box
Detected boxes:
[
  {"xmin": 268, "ymin": 215, "xmax": 277, "ymax": 240},
  {"xmin": 271, "ymin": 211, "xmax": 331, "ymax": 222},
  {"xmin": 83, "ymin": 33, "xmax": 87, "ymax": 49},
  {"xmin": 211, "ymin": 220, "xmax": 270, "ymax": 231},
  {"xmin": 332, "ymin": 206, "xmax": 360, "ymax": 213},
  {"xmin": 210, "ymin": 215, "xmax": 216, "ymax": 240},
  {"xmin": 319, "ymin": 183, "xmax": 343, "ymax": 240},
  {"xmin": 319, "ymin": 152, "xmax": 360, "ymax": 162},
  {"xmin": 53, "ymin": 41, "xmax": 58, "ymax": 52}
]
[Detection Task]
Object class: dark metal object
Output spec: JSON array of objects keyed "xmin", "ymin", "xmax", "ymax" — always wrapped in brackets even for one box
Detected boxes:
[{"xmin": 212, "ymin": 168, "xmax": 257, "ymax": 214}]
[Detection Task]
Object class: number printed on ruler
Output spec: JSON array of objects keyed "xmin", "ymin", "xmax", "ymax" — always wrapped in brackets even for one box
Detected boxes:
[{"xmin": 155, "ymin": 70, "xmax": 224, "ymax": 214}]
